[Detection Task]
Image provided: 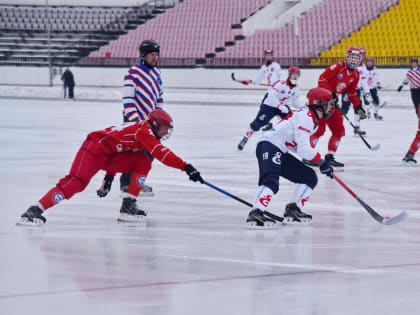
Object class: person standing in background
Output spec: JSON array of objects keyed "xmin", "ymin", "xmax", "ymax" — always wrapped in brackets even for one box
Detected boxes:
[
  {"xmin": 399, "ymin": 57, "xmax": 420, "ymax": 165},
  {"xmin": 61, "ymin": 68, "xmax": 75, "ymax": 100}
]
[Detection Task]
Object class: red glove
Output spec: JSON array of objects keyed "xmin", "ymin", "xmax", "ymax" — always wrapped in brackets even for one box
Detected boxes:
[{"xmin": 241, "ymin": 80, "xmax": 251, "ymax": 85}]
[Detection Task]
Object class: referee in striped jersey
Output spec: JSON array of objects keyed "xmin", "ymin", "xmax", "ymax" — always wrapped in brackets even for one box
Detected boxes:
[{"xmin": 399, "ymin": 57, "xmax": 420, "ymax": 164}]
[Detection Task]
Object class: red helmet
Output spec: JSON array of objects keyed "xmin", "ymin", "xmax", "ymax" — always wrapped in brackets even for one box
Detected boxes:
[
  {"xmin": 358, "ymin": 46, "xmax": 366, "ymax": 56},
  {"xmin": 264, "ymin": 49, "xmax": 274, "ymax": 55},
  {"xmin": 148, "ymin": 109, "xmax": 173, "ymax": 140},
  {"xmin": 346, "ymin": 46, "xmax": 363, "ymax": 69},
  {"xmin": 288, "ymin": 66, "xmax": 301, "ymax": 76},
  {"xmin": 366, "ymin": 57, "xmax": 374, "ymax": 63},
  {"xmin": 307, "ymin": 87, "xmax": 334, "ymax": 119}
]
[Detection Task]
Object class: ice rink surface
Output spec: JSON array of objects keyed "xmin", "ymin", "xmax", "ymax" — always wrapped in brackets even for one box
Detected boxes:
[{"xmin": 1, "ymin": 97, "xmax": 420, "ymax": 315}]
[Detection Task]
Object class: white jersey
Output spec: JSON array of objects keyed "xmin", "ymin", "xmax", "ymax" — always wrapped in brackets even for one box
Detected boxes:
[
  {"xmin": 263, "ymin": 79, "xmax": 304, "ymax": 110},
  {"xmin": 365, "ymin": 66, "xmax": 381, "ymax": 89},
  {"xmin": 258, "ymin": 108, "xmax": 321, "ymax": 163},
  {"xmin": 252, "ymin": 62, "xmax": 284, "ymax": 86},
  {"xmin": 357, "ymin": 64, "xmax": 370, "ymax": 93}
]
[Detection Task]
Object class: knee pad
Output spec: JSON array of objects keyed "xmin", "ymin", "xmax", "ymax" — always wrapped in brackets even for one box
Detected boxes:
[
  {"xmin": 332, "ymin": 125, "xmax": 345, "ymax": 138},
  {"xmin": 304, "ymin": 168, "xmax": 318, "ymax": 189},
  {"xmin": 259, "ymin": 173, "xmax": 279, "ymax": 194}
]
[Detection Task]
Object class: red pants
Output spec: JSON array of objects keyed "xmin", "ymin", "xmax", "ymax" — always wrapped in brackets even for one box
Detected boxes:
[
  {"xmin": 310, "ymin": 107, "xmax": 345, "ymax": 153},
  {"xmin": 409, "ymin": 104, "xmax": 420, "ymax": 154},
  {"xmin": 39, "ymin": 137, "xmax": 151, "ymax": 210}
]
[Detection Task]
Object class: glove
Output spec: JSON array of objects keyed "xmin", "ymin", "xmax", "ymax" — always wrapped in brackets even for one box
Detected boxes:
[
  {"xmin": 97, "ymin": 174, "xmax": 114, "ymax": 197},
  {"xmin": 356, "ymin": 106, "xmax": 367, "ymax": 119},
  {"xmin": 376, "ymin": 83, "xmax": 382, "ymax": 90},
  {"xmin": 319, "ymin": 160, "xmax": 333, "ymax": 179},
  {"xmin": 184, "ymin": 164, "xmax": 204, "ymax": 183},
  {"xmin": 331, "ymin": 91, "xmax": 338, "ymax": 105},
  {"xmin": 397, "ymin": 85, "xmax": 403, "ymax": 92},
  {"xmin": 278, "ymin": 104, "xmax": 291, "ymax": 114},
  {"xmin": 241, "ymin": 80, "xmax": 251, "ymax": 85}
]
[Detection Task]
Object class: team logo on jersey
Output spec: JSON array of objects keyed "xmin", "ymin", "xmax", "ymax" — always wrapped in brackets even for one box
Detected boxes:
[
  {"xmin": 312, "ymin": 139, "xmax": 319, "ymax": 146},
  {"xmin": 53, "ymin": 193, "xmax": 64, "ymax": 204},
  {"xmin": 336, "ymin": 82, "xmax": 347, "ymax": 93},
  {"xmin": 335, "ymin": 141, "xmax": 341, "ymax": 147},
  {"xmin": 259, "ymin": 114, "xmax": 266, "ymax": 121},
  {"xmin": 259, "ymin": 195, "xmax": 272, "ymax": 207},
  {"xmin": 417, "ymin": 143, "xmax": 420, "ymax": 148},
  {"xmin": 272, "ymin": 152, "xmax": 282, "ymax": 164},
  {"xmin": 337, "ymin": 73, "xmax": 343, "ymax": 79},
  {"xmin": 116, "ymin": 144, "xmax": 123, "ymax": 152},
  {"xmin": 137, "ymin": 176, "xmax": 146, "ymax": 187}
]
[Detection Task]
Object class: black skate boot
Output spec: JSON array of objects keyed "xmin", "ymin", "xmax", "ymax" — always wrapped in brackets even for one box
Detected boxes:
[
  {"xmin": 246, "ymin": 209, "xmax": 277, "ymax": 229},
  {"xmin": 118, "ymin": 197, "xmax": 147, "ymax": 222},
  {"xmin": 354, "ymin": 126, "xmax": 366, "ymax": 136},
  {"xmin": 17, "ymin": 205, "xmax": 46, "ymax": 226},
  {"xmin": 237, "ymin": 136, "xmax": 249, "ymax": 151},
  {"xmin": 325, "ymin": 153, "xmax": 344, "ymax": 167},
  {"xmin": 302, "ymin": 159, "xmax": 318, "ymax": 167},
  {"xmin": 374, "ymin": 113, "xmax": 383, "ymax": 121},
  {"xmin": 367, "ymin": 112, "xmax": 371, "ymax": 119},
  {"xmin": 402, "ymin": 152, "xmax": 417, "ymax": 166},
  {"xmin": 283, "ymin": 202, "xmax": 312, "ymax": 224}
]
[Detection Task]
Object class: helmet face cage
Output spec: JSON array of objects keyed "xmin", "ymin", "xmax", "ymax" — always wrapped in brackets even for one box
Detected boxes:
[{"xmin": 346, "ymin": 52, "xmax": 362, "ymax": 69}]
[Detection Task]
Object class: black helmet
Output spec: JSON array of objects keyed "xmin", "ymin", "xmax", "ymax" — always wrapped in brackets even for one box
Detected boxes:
[
  {"xmin": 410, "ymin": 57, "xmax": 418, "ymax": 63},
  {"xmin": 139, "ymin": 40, "xmax": 160, "ymax": 58}
]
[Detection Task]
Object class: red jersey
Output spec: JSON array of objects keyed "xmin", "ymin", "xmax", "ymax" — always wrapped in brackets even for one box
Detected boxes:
[
  {"xmin": 88, "ymin": 121, "xmax": 187, "ymax": 171},
  {"xmin": 318, "ymin": 62, "xmax": 360, "ymax": 108}
]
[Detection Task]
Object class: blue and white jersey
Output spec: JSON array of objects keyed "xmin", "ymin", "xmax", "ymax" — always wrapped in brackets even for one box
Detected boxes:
[{"xmin": 123, "ymin": 61, "xmax": 163, "ymax": 121}]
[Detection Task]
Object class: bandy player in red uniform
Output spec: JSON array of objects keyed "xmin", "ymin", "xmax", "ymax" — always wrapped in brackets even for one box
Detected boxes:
[
  {"xmin": 308, "ymin": 47, "xmax": 367, "ymax": 167},
  {"xmin": 17, "ymin": 109, "xmax": 203, "ymax": 226}
]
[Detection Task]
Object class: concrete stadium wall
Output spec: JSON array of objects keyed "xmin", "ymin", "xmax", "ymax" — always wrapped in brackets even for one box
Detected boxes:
[{"xmin": 0, "ymin": 66, "xmax": 408, "ymax": 91}]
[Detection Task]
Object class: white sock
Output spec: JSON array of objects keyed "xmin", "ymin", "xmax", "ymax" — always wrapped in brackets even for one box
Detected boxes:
[
  {"xmin": 245, "ymin": 128, "xmax": 254, "ymax": 139},
  {"xmin": 365, "ymin": 105, "xmax": 371, "ymax": 114},
  {"xmin": 354, "ymin": 113, "xmax": 360, "ymax": 127},
  {"xmin": 292, "ymin": 184, "xmax": 313, "ymax": 208},
  {"xmin": 253, "ymin": 186, "xmax": 274, "ymax": 210},
  {"xmin": 121, "ymin": 192, "xmax": 137, "ymax": 199}
]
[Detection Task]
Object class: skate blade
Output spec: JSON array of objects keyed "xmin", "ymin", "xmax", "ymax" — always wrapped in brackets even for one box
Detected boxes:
[
  {"xmin": 246, "ymin": 221, "xmax": 278, "ymax": 230},
  {"xmin": 332, "ymin": 168, "xmax": 344, "ymax": 173},
  {"xmin": 139, "ymin": 191, "xmax": 154, "ymax": 197},
  {"xmin": 282, "ymin": 217, "xmax": 312, "ymax": 225},
  {"xmin": 16, "ymin": 217, "xmax": 45, "ymax": 226},
  {"xmin": 401, "ymin": 161, "xmax": 417, "ymax": 167},
  {"xmin": 117, "ymin": 213, "xmax": 147, "ymax": 223}
]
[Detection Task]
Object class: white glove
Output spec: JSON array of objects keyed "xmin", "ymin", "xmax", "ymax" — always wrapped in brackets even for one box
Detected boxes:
[{"xmin": 278, "ymin": 104, "xmax": 290, "ymax": 114}]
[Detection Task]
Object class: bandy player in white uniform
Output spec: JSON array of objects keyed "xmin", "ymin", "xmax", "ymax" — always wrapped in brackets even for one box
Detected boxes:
[
  {"xmin": 237, "ymin": 66, "xmax": 303, "ymax": 150},
  {"xmin": 246, "ymin": 87, "xmax": 335, "ymax": 228},
  {"xmin": 364, "ymin": 57, "xmax": 383, "ymax": 120}
]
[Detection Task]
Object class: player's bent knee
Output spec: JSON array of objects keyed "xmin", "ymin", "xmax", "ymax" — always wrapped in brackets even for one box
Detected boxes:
[
  {"xmin": 305, "ymin": 168, "xmax": 318, "ymax": 189},
  {"xmin": 259, "ymin": 174, "xmax": 279, "ymax": 194}
]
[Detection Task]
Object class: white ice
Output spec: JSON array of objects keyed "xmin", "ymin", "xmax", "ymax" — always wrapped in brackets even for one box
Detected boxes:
[{"xmin": 1, "ymin": 97, "xmax": 420, "ymax": 315}]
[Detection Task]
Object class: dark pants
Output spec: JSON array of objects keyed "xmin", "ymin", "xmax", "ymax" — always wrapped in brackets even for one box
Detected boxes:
[
  {"xmin": 341, "ymin": 88, "xmax": 363, "ymax": 115},
  {"xmin": 250, "ymin": 99, "xmax": 289, "ymax": 132},
  {"xmin": 255, "ymin": 141, "xmax": 318, "ymax": 194},
  {"xmin": 64, "ymin": 84, "xmax": 74, "ymax": 99},
  {"xmin": 362, "ymin": 88, "xmax": 379, "ymax": 106},
  {"xmin": 411, "ymin": 88, "xmax": 420, "ymax": 117}
]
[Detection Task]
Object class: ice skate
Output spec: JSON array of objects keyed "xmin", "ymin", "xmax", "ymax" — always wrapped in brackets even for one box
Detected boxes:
[
  {"xmin": 374, "ymin": 113, "xmax": 383, "ymax": 121},
  {"xmin": 302, "ymin": 159, "xmax": 317, "ymax": 167},
  {"xmin": 246, "ymin": 209, "xmax": 277, "ymax": 229},
  {"xmin": 354, "ymin": 126, "xmax": 366, "ymax": 136},
  {"xmin": 325, "ymin": 153, "xmax": 344, "ymax": 168},
  {"xmin": 237, "ymin": 136, "xmax": 249, "ymax": 151},
  {"xmin": 283, "ymin": 202, "xmax": 312, "ymax": 225},
  {"xmin": 118, "ymin": 197, "xmax": 147, "ymax": 222},
  {"xmin": 402, "ymin": 152, "xmax": 417, "ymax": 166},
  {"xmin": 367, "ymin": 112, "xmax": 371, "ymax": 119},
  {"xmin": 17, "ymin": 205, "xmax": 46, "ymax": 226}
]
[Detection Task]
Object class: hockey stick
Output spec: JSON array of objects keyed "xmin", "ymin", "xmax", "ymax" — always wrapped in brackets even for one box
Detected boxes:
[
  {"xmin": 203, "ymin": 181, "xmax": 284, "ymax": 222},
  {"xmin": 337, "ymin": 106, "xmax": 381, "ymax": 151},
  {"xmin": 231, "ymin": 72, "xmax": 273, "ymax": 87},
  {"xmin": 379, "ymin": 100, "xmax": 387, "ymax": 108},
  {"xmin": 333, "ymin": 174, "xmax": 407, "ymax": 225}
]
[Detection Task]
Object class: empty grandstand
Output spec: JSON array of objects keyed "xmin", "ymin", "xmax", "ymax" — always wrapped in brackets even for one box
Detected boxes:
[{"xmin": 0, "ymin": 0, "xmax": 418, "ymax": 68}]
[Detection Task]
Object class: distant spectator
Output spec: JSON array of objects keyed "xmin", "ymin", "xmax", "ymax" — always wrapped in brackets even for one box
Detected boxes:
[{"xmin": 61, "ymin": 68, "xmax": 75, "ymax": 99}]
